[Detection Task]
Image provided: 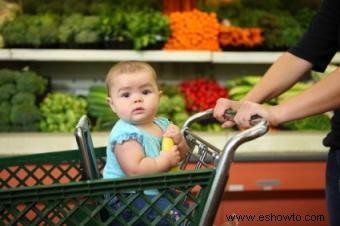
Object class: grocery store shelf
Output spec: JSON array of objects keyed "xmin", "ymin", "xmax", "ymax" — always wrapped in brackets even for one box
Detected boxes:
[
  {"xmin": 1, "ymin": 49, "xmax": 340, "ymax": 63},
  {"xmin": 0, "ymin": 131, "xmax": 328, "ymax": 159},
  {"xmin": 212, "ymin": 51, "xmax": 282, "ymax": 63},
  {"xmin": 0, "ymin": 49, "xmax": 212, "ymax": 62}
]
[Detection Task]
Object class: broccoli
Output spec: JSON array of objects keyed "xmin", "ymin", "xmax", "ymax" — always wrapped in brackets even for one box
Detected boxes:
[
  {"xmin": 75, "ymin": 16, "xmax": 101, "ymax": 44},
  {"xmin": 28, "ymin": 14, "xmax": 59, "ymax": 47},
  {"xmin": 15, "ymin": 69, "xmax": 47, "ymax": 95},
  {"xmin": 11, "ymin": 92, "xmax": 36, "ymax": 105},
  {"xmin": 0, "ymin": 83, "xmax": 16, "ymax": 101},
  {"xmin": 0, "ymin": 101, "xmax": 10, "ymax": 130},
  {"xmin": 58, "ymin": 14, "xmax": 101, "ymax": 45},
  {"xmin": 0, "ymin": 68, "xmax": 47, "ymax": 131},
  {"xmin": 10, "ymin": 103, "xmax": 41, "ymax": 131},
  {"xmin": 0, "ymin": 69, "xmax": 15, "ymax": 85}
]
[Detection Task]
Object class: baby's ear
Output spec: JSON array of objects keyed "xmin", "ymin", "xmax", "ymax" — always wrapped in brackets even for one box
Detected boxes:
[
  {"xmin": 159, "ymin": 90, "xmax": 163, "ymax": 96},
  {"xmin": 106, "ymin": 96, "xmax": 116, "ymax": 112}
]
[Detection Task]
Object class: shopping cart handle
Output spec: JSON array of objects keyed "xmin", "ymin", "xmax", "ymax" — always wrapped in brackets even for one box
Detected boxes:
[
  {"xmin": 181, "ymin": 109, "xmax": 269, "ymax": 226},
  {"xmin": 182, "ymin": 108, "xmax": 264, "ymax": 129}
]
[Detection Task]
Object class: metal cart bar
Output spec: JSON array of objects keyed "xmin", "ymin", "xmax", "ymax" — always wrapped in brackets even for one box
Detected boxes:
[
  {"xmin": 181, "ymin": 109, "xmax": 269, "ymax": 226},
  {"xmin": 75, "ymin": 116, "xmax": 100, "ymax": 180}
]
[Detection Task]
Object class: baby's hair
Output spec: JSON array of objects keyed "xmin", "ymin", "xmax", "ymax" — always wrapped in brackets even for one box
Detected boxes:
[{"xmin": 105, "ymin": 61, "xmax": 158, "ymax": 95}]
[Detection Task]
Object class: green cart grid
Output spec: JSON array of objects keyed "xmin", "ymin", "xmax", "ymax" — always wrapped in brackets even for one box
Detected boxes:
[{"xmin": 0, "ymin": 109, "xmax": 268, "ymax": 226}]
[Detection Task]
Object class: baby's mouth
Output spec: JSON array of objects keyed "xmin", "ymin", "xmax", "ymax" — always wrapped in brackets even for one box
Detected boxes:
[{"xmin": 133, "ymin": 107, "xmax": 144, "ymax": 113}]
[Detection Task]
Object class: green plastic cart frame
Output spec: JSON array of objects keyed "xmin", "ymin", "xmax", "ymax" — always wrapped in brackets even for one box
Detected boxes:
[{"xmin": 0, "ymin": 109, "xmax": 268, "ymax": 226}]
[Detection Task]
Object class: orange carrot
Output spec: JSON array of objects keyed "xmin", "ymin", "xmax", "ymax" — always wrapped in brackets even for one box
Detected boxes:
[{"xmin": 164, "ymin": 9, "xmax": 221, "ymax": 51}]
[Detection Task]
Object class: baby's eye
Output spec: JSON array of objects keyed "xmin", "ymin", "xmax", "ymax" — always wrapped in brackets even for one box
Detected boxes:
[
  {"xmin": 142, "ymin": 89, "xmax": 152, "ymax": 95},
  {"xmin": 120, "ymin": 92, "xmax": 130, "ymax": 98}
]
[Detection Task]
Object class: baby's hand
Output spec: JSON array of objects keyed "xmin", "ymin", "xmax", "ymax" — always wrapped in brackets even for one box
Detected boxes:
[
  {"xmin": 164, "ymin": 124, "xmax": 188, "ymax": 160},
  {"xmin": 160, "ymin": 145, "xmax": 180, "ymax": 168},
  {"xmin": 163, "ymin": 124, "xmax": 181, "ymax": 144}
]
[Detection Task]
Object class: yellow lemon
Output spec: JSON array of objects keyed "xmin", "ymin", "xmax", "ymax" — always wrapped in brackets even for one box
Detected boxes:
[{"xmin": 161, "ymin": 137, "xmax": 180, "ymax": 172}]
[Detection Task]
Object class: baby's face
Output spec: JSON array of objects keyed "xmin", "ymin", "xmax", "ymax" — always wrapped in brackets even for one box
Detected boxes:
[{"xmin": 107, "ymin": 71, "xmax": 161, "ymax": 125}]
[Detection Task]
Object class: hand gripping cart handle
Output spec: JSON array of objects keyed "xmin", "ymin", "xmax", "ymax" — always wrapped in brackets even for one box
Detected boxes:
[{"xmin": 180, "ymin": 109, "xmax": 269, "ymax": 226}]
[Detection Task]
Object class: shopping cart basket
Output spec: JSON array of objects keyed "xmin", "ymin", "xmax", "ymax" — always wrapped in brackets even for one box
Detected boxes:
[{"xmin": 0, "ymin": 109, "xmax": 268, "ymax": 226}]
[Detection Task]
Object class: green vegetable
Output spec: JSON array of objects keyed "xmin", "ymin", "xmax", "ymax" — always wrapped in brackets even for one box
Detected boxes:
[
  {"xmin": 74, "ymin": 16, "xmax": 100, "ymax": 44},
  {"xmin": 158, "ymin": 95, "xmax": 171, "ymax": 115},
  {"xmin": 281, "ymin": 114, "xmax": 331, "ymax": 131},
  {"xmin": 100, "ymin": 11, "xmax": 129, "ymax": 43},
  {"xmin": 0, "ymin": 83, "xmax": 16, "ymax": 101},
  {"xmin": 172, "ymin": 111, "xmax": 189, "ymax": 127},
  {"xmin": 15, "ymin": 69, "xmax": 47, "ymax": 95},
  {"xmin": 125, "ymin": 9, "xmax": 170, "ymax": 50},
  {"xmin": 1, "ymin": 15, "xmax": 27, "ymax": 46},
  {"xmin": 0, "ymin": 101, "xmax": 10, "ymax": 131},
  {"xmin": 0, "ymin": 68, "xmax": 47, "ymax": 131},
  {"xmin": 58, "ymin": 14, "xmax": 100, "ymax": 46},
  {"xmin": 2, "ymin": 14, "xmax": 59, "ymax": 48},
  {"xmin": 11, "ymin": 92, "xmax": 35, "ymax": 105},
  {"xmin": 87, "ymin": 85, "xmax": 118, "ymax": 131},
  {"xmin": 40, "ymin": 92, "xmax": 87, "ymax": 132},
  {"xmin": 171, "ymin": 95, "xmax": 186, "ymax": 113},
  {"xmin": 0, "ymin": 69, "xmax": 15, "ymax": 85},
  {"xmin": 10, "ymin": 103, "xmax": 41, "ymax": 131},
  {"xmin": 311, "ymin": 64, "xmax": 337, "ymax": 82}
]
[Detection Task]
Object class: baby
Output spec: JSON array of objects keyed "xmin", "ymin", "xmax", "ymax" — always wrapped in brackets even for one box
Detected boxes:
[
  {"xmin": 102, "ymin": 61, "xmax": 189, "ymax": 225},
  {"xmin": 103, "ymin": 61, "xmax": 188, "ymax": 180}
]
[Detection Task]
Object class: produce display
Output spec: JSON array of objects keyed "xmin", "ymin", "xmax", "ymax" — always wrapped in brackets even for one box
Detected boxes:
[
  {"xmin": 0, "ymin": 68, "xmax": 47, "ymax": 132},
  {"xmin": 180, "ymin": 79, "xmax": 228, "ymax": 112},
  {"xmin": 87, "ymin": 85, "xmax": 118, "ymax": 131},
  {"xmin": 227, "ymin": 75, "xmax": 331, "ymax": 131},
  {"xmin": 0, "ymin": 1, "xmax": 169, "ymax": 50},
  {"xmin": 0, "ymin": 0, "xmax": 320, "ymax": 51},
  {"xmin": 163, "ymin": 10, "xmax": 220, "ymax": 51},
  {"xmin": 39, "ymin": 92, "xmax": 87, "ymax": 132},
  {"xmin": 200, "ymin": 1, "xmax": 318, "ymax": 50},
  {"xmin": 0, "ymin": 63, "xmax": 332, "ymax": 132},
  {"xmin": 0, "ymin": 0, "xmax": 330, "ymax": 133},
  {"xmin": 227, "ymin": 75, "xmax": 261, "ymax": 101},
  {"xmin": 158, "ymin": 85, "xmax": 188, "ymax": 127},
  {"xmin": 219, "ymin": 25, "xmax": 263, "ymax": 49},
  {"xmin": 0, "ymin": 0, "xmax": 21, "ymax": 48}
]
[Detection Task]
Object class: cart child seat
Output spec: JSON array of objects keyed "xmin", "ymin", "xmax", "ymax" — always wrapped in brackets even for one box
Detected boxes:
[{"xmin": 0, "ymin": 109, "xmax": 268, "ymax": 226}]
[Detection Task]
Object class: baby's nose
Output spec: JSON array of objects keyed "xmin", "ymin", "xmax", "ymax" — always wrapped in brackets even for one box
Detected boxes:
[{"xmin": 134, "ymin": 94, "xmax": 143, "ymax": 103}]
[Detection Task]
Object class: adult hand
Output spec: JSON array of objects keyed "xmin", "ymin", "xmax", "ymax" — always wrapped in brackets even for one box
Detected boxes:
[
  {"xmin": 232, "ymin": 101, "xmax": 270, "ymax": 128},
  {"xmin": 213, "ymin": 98, "xmax": 239, "ymax": 128},
  {"xmin": 214, "ymin": 98, "xmax": 275, "ymax": 129}
]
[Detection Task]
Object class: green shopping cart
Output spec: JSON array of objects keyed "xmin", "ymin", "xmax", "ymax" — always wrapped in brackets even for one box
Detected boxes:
[{"xmin": 0, "ymin": 109, "xmax": 268, "ymax": 226}]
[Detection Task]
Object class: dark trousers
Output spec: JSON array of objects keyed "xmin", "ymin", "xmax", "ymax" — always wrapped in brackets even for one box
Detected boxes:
[
  {"xmin": 326, "ymin": 149, "xmax": 340, "ymax": 226},
  {"xmin": 106, "ymin": 190, "xmax": 186, "ymax": 226}
]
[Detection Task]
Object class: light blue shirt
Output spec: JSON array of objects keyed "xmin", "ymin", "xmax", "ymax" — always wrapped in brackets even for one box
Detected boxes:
[{"xmin": 103, "ymin": 117, "xmax": 170, "ymax": 194}]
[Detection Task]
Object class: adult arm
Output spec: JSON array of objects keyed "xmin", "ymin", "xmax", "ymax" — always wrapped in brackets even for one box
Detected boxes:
[
  {"xmin": 232, "ymin": 67, "xmax": 340, "ymax": 128},
  {"xmin": 214, "ymin": 52, "xmax": 312, "ymax": 127},
  {"xmin": 243, "ymin": 52, "xmax": 313, "ymax": 103}
]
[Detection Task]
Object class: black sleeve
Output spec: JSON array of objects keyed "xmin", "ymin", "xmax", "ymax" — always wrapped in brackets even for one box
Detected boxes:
[{"xmin": 288, "ymin": 0, "xmax": 340, "ymax": 72}]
